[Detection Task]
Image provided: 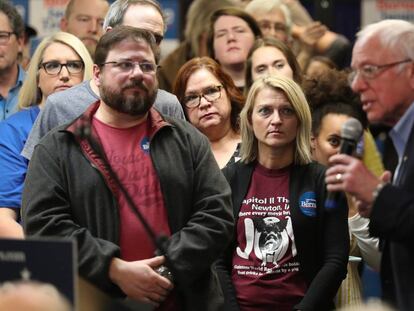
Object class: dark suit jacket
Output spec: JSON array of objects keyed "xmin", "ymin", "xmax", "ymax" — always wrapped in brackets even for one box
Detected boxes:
[{"xmin": 370, "ymin": 120, "xmax": 414, "ymax": 311}]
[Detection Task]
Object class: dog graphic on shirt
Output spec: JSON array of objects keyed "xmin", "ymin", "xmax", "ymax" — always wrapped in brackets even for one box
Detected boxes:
[{"xmin": 253, "ymin": 217, "xmax": 292, "ymax": 267}]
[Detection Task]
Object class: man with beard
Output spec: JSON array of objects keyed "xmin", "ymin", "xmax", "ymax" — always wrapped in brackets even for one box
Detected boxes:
[
  {"xmin": 22, "ymin": 26, "xmax": 234, "ymax": 310},
  {"xmin": 22, "ymin": 0, "xmax": 184, "ymax": 160},
  {"xmin": 60, "ymin": 0, "xmax": 110, "ymax": 57}
]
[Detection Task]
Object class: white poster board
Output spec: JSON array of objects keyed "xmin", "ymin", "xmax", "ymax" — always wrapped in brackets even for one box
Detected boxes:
[{"xmin": 362, "ymin": 0, "xmax": 414, "ymax": 26}]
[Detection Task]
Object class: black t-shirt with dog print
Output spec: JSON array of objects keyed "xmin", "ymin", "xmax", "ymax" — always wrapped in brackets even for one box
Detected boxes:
[{"xmin": 232, "ymin": 163, "xmax": 307, "ymax": 311}]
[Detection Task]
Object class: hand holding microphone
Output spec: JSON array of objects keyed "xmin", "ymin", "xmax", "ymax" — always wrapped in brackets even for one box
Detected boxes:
[
  {"xmin": 325, "ymin": 118, "xmax": 388, "ymax": 214},
  {"xmin": 324, "ymin": 118, "xmax": 363, "ymax": 210}
]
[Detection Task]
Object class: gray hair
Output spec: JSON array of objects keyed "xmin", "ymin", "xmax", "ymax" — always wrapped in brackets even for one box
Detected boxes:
[
  {"xmin": 102, "ymin": 0, "xmax": 166, "ymax": 33},
  {"xmin": 356, "ymin": 19, "xmax": 414, "ymax": 61},
  {"xmin": 245, "ymin": 0, "xmax": 292, "ymax": 36}
]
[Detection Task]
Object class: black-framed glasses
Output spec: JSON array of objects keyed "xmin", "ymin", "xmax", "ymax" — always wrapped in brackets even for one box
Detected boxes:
[
  {"xmin": 39, "ymin": 61, "xmax": 84, "ymax": 75},
  {"xmin": 100, "ymin": 60, "xmax": 159, "ymax": 74},
  {"xmin": 150, "ymin": 32, "xmax": 164, "ymax": 45},
  {"xmin": 348, "ymin": 59, "xmax": 412, "ymax": 85},
  {"xmin": 183, "ymin": 85, "xmax": 222, "ymax": 108},
  {"xmin": 0, "ymin": 31, "xmax": 16, "ymax": 45}
]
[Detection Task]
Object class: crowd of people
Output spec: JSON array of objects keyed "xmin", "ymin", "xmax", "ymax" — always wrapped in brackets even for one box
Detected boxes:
[{"xmin": 0, "ymin": 0, "xmax": 413, "ymax": 311}]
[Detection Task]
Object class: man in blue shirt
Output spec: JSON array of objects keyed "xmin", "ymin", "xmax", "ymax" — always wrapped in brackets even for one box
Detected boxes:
[
  {"xmin": 0, "ymin": 1, "xmax": 25, "ymax": 120},
  {"xmin": 325, "ymin": 19, "xmax": 414, "ymax": 311}
]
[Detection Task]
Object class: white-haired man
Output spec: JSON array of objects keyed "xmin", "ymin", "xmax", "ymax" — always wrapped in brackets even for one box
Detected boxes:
[{"xmin": 325, "ymin": 19, "xmax": 414, "ymax": 311}]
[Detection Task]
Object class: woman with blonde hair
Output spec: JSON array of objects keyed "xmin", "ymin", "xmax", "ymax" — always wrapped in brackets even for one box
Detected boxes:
[
  {"xmin": 0, "ymin": 32, "xmax": 93, "ymax": 238},
  {"xmin": 218, "ymin": 75, "xmax": 349, "ymax": 310}
]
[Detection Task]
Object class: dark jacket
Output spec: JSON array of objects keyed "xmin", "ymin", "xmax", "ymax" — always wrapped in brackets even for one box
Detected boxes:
[
  {"xmin": 370, "ymin": 121, "xmax": 414, "ymax": 311},
  {"xmin": 218, "ymin": 161, "xmax": 349, "ymax": 311},
  {"xmin": 22, "ymin": 103, "xmax": 234, "ymax": 311}
]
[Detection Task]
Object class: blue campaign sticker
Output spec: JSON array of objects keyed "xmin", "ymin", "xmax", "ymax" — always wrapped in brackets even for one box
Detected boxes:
[
  {"xmin": 140, "ymin": 137, "xmax": 150, "ymax": 153},
  {"xmin": 299, "ymin": 192, "xmax": 317, "ymax": 217}
]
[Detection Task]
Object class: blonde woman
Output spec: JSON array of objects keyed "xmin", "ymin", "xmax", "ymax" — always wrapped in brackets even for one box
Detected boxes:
[
  {"xmin": 218, "ymin": 75, "xmax": 349, "ymax": 310},
  {"xmin": 0, "ymin": 32, "xmax": 93, "ymax": 238}
]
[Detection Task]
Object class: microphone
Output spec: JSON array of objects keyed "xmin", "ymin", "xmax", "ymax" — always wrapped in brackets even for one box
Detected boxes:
[{"xmin": 325, "ymin": 118, "xmax": 363, "ymax": 210}]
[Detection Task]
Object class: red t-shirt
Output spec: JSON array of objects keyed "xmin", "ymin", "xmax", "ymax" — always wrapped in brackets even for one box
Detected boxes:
[
  {"xmin": 232, "ymin": 163, "xmax": 307, "ymax": 311},
  {"xmin": 92, "ymin": 116, "xmax": 171, "ymax": 261},
  {"xmin": 92, "ymin": 113, "xmax": 179, "ymax": 311}
]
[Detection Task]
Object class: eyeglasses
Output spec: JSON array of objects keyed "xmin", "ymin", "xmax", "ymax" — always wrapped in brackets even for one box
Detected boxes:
[
  {"xmin": 348, "ymin": 59, "xmax": 412, "ymax": 85},
  {"xmin": 0, "ymin": 31, "xmax": 16, "ymax": 45},
  {"xmin": 258, "ymin": 21, "xmax": 288, "ymax": 34},
  {"xmin": 100, "ymin": 61, "xmax": 158, "ymax": 74},
  {"xmin": 150, "ymin": 32, "xmax": 164, "ymax": 45},
  {"xmin": 183, "ymin": 85, "xmax": 222, "ymax": 108},
  {"xmin": 39, "ymin": 61, "xmax": 84, "ymax": 75}
]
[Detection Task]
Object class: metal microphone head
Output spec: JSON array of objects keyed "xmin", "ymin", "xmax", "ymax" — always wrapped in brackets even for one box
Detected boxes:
[{"xmin": 341, "ymin": 117, "xmax": 363, "ymax": 142}]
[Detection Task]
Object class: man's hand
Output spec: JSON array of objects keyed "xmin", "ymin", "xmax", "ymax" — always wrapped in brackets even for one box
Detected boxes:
[
  {"xmin": 354, "ymin": 171, "xmax": 392, "ymax": 218},
  {"xmin": 325, "ymin": 154, "xmax": 382, "ymax": 214},
  {"xmin": 294, "ymin": 22, "xmax": 327, "ymax": 49},
  {"xmin": 109, "ymin": 256, "xmax": 174, "ymax": 306}
]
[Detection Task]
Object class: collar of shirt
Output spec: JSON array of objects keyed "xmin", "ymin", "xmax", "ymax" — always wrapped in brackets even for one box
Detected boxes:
[
  {"xmin": 16, "ymin": 65, "xmax": 25, "ymax": 88},
  {"xmin": 389, "ymin": 101, "xmax": 414, "ymax": 182},
  {"xmin": 0, "ymin": 65, "xmax": 26, "ymax": 120},
  {"xmin": 389, "ymin": 101, "xmax": 414, "ymax": 161}
]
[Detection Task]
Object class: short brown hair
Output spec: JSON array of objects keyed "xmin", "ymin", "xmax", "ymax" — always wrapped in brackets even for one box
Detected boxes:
[
  {"xmin": 95, "ymin": 25, "xmax": 160, "ymax": 65},
  {"xmin": 173, "ymin": 56, "xmax": 245, "ymax": 132},
  {"xmin": 0, "ymin": 0, "xmax": 24, "ymax": 38}
]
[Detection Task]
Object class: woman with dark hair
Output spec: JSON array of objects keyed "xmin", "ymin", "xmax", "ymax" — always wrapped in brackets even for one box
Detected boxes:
[
  {"xmin": 304, "ymin": 56, "xmax": 337, "ymax": 78},
  {"xmin": 207, "ymin": 7, "xmax": 261, "ymax": 90},
  {"xmin": 303, "ymin": 68, "xmax": 382, "ymax": 307},
  {"xmin": 219, "ymin": 75, "xmax": 349, "ymax": 311},
  {"xmin": 245, "ymin": 36, "xmax": 302, "ymax": 95},
  {"xmin": 174, "ymin": 56, "xmax": 244, "ymax": 168}
]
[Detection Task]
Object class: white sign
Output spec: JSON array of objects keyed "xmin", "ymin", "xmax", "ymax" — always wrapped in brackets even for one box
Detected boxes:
[
  {"xmin": 29, "ymin": 0, "xmax": 69, "ymax": 36},
  {"xmin": 362, "ymin": 0, "xmax": 414, "ymax": 26}
]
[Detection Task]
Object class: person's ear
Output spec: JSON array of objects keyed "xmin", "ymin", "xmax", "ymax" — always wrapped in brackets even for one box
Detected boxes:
[
  {"xmin": 92, "ymin": 64, "xmax": 101, "ymax": 87},
  {"xmin": 60, "ymin": 17, "xmax": 68, "ymax": 31},
  {"xmin": 16, "ymin": 36, "xmax": 24, "ymax": 54}
]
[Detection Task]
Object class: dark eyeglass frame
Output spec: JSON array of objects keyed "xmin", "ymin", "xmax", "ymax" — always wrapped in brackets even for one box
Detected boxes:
[
  {"xmin": 348, "ymin": 59, "xmax": 412, "ymax": 85},
  {"xmin": 0, "ymin": 31, "xmax": 16, "ymax": 45},
  {"xmin": 183, "ymin": 85, "xmax": 223, "ymax": 108},
  {"xmin": 150, "ymin": 32, "xmax": 164, "ymax": 45},
  {"xmin": 39, "ymin": 61, "xmax": 85, "ymax": 75},
  {"xmin": 258, "ymin": 21, "xmax": 288, "ymax": 33},
  {"xmin": 100, "ymin": 60, "xmax": 159, "ymax": 73}
]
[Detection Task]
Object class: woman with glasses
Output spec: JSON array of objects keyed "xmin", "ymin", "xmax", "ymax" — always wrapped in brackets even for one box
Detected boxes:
[
  {"xmin": 245, "ymin": 37, "xmax": 302, "ymax": 95},
  {"xmin": 0, "ymin": 32, "xmax": 93, "ymax": 238},
  {"xmin": 207, "ymin": 7, "xmax": 261, "ymax": 91},
  {"xmin": 303, "ymin": 69, "xmax": 382, "ymax": 308},
  {"xmin": 173, "ymin": 57, "xmax": 244, "ymax": 168},
  {"xmin": 218, "ymin": 75, "xmax": 349, "ymax": 310}
]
